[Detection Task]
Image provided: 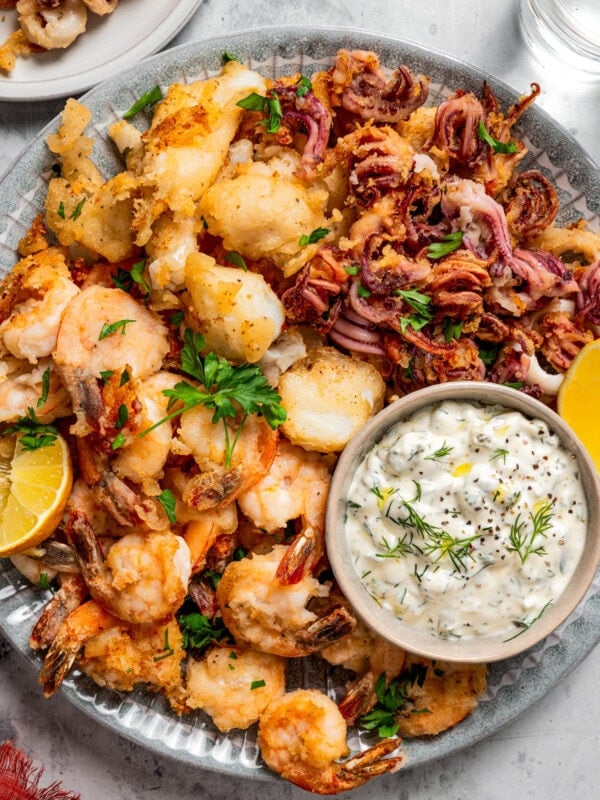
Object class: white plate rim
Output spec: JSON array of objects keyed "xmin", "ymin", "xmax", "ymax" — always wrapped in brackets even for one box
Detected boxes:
[{"xmin": 0, "ymin": 0, "xmax": 204, "ymax": 102}]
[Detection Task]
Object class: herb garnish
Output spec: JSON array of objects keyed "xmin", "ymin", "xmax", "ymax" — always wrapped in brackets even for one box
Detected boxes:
[
  {"xmin": 140, "ymin": 329, "xmax": 286, "ymax": 468},
  {"xmin": 503, "ymin": 599, "xmax": 554, "ymax": 642},
  {"xmin": 298, "ymin": 227, "xmax": 330, "ymax": 247},
  {"xmin": 477, "ymin": 121, "xmax": 518, "ymax": 155},
  {"xmin": 356, "ymin": 282, "xmax": 371, "ymax": 299},
  {"xmin": 250, "ymin": 679, "xmax": 266, "ymax": 690},
  {"xmin": 360, "ymin": 664, "xmax": 428, "ymax": 738},
  {"xmin": 222, "ymin": 51, "xmax": 239, "ymax": 63},
  {"xmin": 100, "ymin": 370, "xmax": 114, "ymax": 383},
  {"xmin": 344, "ymin": 264, "xmax": 360, "ymax": 276},
  {"xmin": 224, "ymin": 251, "xmax": 248, "ymax": 271},
  {"xmin": 507, "ymin": 501, "xmax": 554, "ymax": 563},
  {"xmin": 111, "ymin": 432, "xmax": 126, "ymax": 450},
  {"xmin": 478, "ymin": 342, "xmax": 501, "ymax": 366},
  {"xmin": 236, "ymin": 91, "xmax": 283, "ymax": 133},
  {"xmin": 503, "ymin": 381, "xmax": 524, "ymax": 390},
  {"xmin": 38, "ymin": 573, "xmax": 51, "ymax": 591},
  {"xmin": 115, "ymin": 404, "xmax": 128, "ymax": 430},
  {"xmin": 295, "ymin": 75, "xmax": 313, "ymax": 97},
  {"xmin": 423, "ymin": 531, "xmax": 478, "ymax": 572},
  {"xmin": 177, "ymin": 611, "xmax": 228, "ymax": 652},
  {"xmin": 70, "ymin": 198, "xmax": 86, "ymax": 221},
  {"xmin": 427, "ymin": 231, "xmax": 464, "ymax": 260},
  {"xmin": 169, "ymin": 310, "xmax": 184, "ymax": 328},
  {"xmin": 157, "ymin": 489, "xmax": 176, "ymax": 524},
  {"xmin": 395, "ymin": 289, "xmax": 433, "ymax": 333},
  {"xmin": 57, "ymin": 202, "xmax": 65, "ymax": 219},
  {"xmin": 490, "ymin": 448, "xmax": 509, "ymax": 464},
  {"xmin": 123, "ymin": 86, "xmax": 163, "ymax": 119},
  {"xmin": 424, "ymin": 441, "xmax": 454, "ymax": 462},
  {"xmin": 442, "ymin": 318, "xmax": 463, "ymax": 342},
  {"xmin": 153, "ymin": 628, "xmax": 174, "ymax": 662},
  {"xmin": 4, "ymin": 408, "xmax": 58, "ymax": 451},
  {"xmin": 37, "ymin": 367, "xmax": 51, "ymax": 408},
  {"xmin": 98, "ymin": 319, "xmax": 135, "ymax": 340}
]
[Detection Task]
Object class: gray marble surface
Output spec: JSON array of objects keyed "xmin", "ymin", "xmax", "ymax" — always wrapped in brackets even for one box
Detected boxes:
[{"xmin": 1, "ymin": 1, "xmax": 599, "ymax": 798}]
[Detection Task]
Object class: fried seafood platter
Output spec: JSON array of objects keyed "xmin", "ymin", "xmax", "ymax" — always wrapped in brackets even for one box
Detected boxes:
[{"xmin": 0, "ymin": 42, "xmax": 599, "ymax": 793}]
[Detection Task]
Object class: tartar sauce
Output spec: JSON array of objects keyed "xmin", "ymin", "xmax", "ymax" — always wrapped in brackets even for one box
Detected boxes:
[{"xmin": 346, "ymin": 400, "xmax": 587, "ymax": 640}]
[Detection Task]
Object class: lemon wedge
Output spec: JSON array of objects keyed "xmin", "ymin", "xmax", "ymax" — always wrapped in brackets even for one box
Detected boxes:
[
  {"xmin": 0, "ymin": 433, "xmax": 73, "ymax": 557},
  {"xmin": 558, "ymin": 338, "xmax": 600, "ymax": 471}
]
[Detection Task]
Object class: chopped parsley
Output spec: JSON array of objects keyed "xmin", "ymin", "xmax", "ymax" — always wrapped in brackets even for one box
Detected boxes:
[
  {"xmin": 111, "ymin": 432, "xmax": 127, "ymax": 450},
  {"xmin": 38, "ymin": 573, "xmax": 51, "ymax": 591},
  {"xmin": 442, "ymin": 318, "xmax": 463, "ymax": 342},
  {"xmin": 70, "ymin": 197, "xmax": 86, "ymax": 221},
  {"xmin": 427, "ymin": 231, "xmax": 464, "ymax": 260},
  {"xmin": 139, "ymin": 329, "xmax": 286, "ymax": 468},
  {"xmin": 295, "ymin": 74, "xmax": 313, "ymax": 97},
  {"xmin": 157, "ymin": 489, "xmax": 176, "ymax": 524},
  {"xmin": 177, "ymin": 611, "xmax": 228, "ymax": 652},
  {"xmin": 98, "ymin": 319, "xmax": 135, "ymax": 340},
  {"xmin": 236, "ymin": 91, "xmax": 283, "ymax": 134},
  {"xmin": 477, "ymin": 120, "xmax": 518, "ymax": 154},
  {"xmin": 37, "ymin": 367, "xmax": 51, "ymax": 408},
  {"xmin": 298, "ymin": 227, "xmax": 330, "ymax": 247},
  {"xmin": 153, "ymin": 628, "xmax": 174, "ymax": 662},
  {"xmin": 4, "ymin": 408, "xmax": 58, "ymax": 451},
  {"xmin": 224, "ymin": 251, "xmax": 248, "ymax": 271},
  {"xmin": 250, "ymin": 679, "xmax": 266, "ymax": 690},
  {"xmin": 222, "ymin": 51, "xmax": 239, "ymax": 63},
  {"xmin": 123, "ymin": 86, "xmax": 163, "ymax": 119}
]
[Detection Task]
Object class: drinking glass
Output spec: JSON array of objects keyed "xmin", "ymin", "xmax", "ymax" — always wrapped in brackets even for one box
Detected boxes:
[{"xmin": 520, "ymin": 0, "xmax": 600, "ymax": 75}]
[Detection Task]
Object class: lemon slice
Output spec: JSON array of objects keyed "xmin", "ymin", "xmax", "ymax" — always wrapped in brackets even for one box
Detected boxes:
[
  {"xmin": 0, "ymin": 433, "xmax": 73, "ymax": 557},
  {"xmin": 558, "ymin": 338, "xmax": 600, "ymax": 471}
]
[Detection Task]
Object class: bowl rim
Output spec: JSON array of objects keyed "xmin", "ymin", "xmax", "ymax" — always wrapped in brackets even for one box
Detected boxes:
[{"xmin": 325, "ymin": 381, "xmax": 600, "ymax": 663}]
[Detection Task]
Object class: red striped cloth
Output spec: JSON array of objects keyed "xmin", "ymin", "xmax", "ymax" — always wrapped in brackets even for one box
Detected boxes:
[{"xmin": 0, "ymin": 741, "xmax": 80, "ymax": 800}]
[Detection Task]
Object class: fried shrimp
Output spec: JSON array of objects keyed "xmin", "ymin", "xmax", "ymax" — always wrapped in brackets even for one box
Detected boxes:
[
  {"xmin": 216, "ymin": 545, "xmax": 355, "ymax": 657},
  {"xmin": 0, "ymin": 248, "xmax": 79, "ymax": 364},
  {"xmin": 176, "ymin": 403, "xmax": 278, "ymax": 511},
  {"xmin": 186, "ymin": 646, "xmax": 286, "ymax": 732},
  {"xmin": 39, "ymin": 599, "xmax": 185, "ymax": 708},
  {"xmin": 257, "ymin": 689, "xmax": 405, "ymax": 794},
  {"xmin": 66, "ymin": 506, "xmax": 191, "ymax": 624},
  {"xmin": 54, "ymin": 285, "xmax": 169, "ymax": 434},
  {"xmin": 0, "ymin": 358, "xmax": 71, "ymax": 424}
]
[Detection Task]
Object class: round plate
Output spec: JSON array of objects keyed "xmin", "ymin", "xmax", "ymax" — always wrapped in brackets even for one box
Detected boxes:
[
  {"xmin": 0, "ymin": 25, "xmax": 599, "ymax": 784},
  {"xmin": 0, "ymin": 0, "xmax": 204, "ymax": 102}
]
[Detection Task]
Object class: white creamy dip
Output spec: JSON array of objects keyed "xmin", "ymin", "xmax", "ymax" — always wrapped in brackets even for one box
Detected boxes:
[{"xmin": 346, "ymin": 400, "xmax": 587, "ymax": 640}]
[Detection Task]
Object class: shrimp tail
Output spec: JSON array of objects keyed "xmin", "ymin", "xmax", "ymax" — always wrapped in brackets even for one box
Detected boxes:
[
  {"xmin": 337, "ymin": 671, "xmax": 377, "ymax": 724},
  {"xmin": 334, "ymin": 738, "xmax": 405, "ymax": 791},
  {"xmin": 39, "ymin": 633, "xmax": 81, "ymax": 698},
  {"xmin": 29, "ymin": 574, "xmax": 88, "ymax": 651},
  {"xmin": 65, "ymin": 509, "xmax": 106, "ymax": 584},
  {"xmin": 296, "ymin": 606, "xmax": 357, "ymax": 652},
  {"xmin": 58, "ymin": 366, "xmax": 104, "ymax": 437},
  {"xmin": 182, "ymin": 467, "xmax": 244, "ymax": 512},
  {"xmin": 276, "ymin": 526, "xmax": 323, "ymax": 585}
]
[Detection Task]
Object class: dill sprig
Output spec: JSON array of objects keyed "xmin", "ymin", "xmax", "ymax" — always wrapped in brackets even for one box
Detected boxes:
[
  {"xmin": 424, "ymin": 441, "xmax": 454, "ymax": 462},
  {"xmin": 423, "ymin": 531, "xmax": 478, "ymax": 572},
  {"xmin": 507, "ymin": 501, "xmax": 554, "ymax": 564}
]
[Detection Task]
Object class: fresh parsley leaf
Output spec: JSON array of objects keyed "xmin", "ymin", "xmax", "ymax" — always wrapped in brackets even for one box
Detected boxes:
[
  {"xmin": 37, "ymin": 367, "xmax": 51, "ymax": 408},
  {"xmin": 98, "ymin": 319, "xmax": 135, "ymax": 340},
  {"xmin": 503, "ymin": 381, "xmax": 524, "ymax": 389},
  {"xmin": 395, "ymin": 289, "xmax": 432, "ymax": 317},
  {"xmin": 38, "ymin": 573, "xmax": 51, "ymax": 591},
  {"xmin": 100, "ymin": 370, "xmax": 114, "ymax": 383},
  {"xmin": 130, "ymin": 259, "xmax": 150, "ymax": 293},
  {"xmin": 177, "ymin": 612, "xmax": 227, "ymax": 652},
  {"xmin": 250, "ymin": 679, "xmax": 266, "ymax": 690},
  {"xmin": 119, "ymin": 370, "xmax": 130, "ymax": 387},
  {"xmin": 153, "ymin": 628, "xmax": 174, "ymax": 662},
  {"xmin": 344, "ymin": 264, "xmax": 360, "ymax": 276},
  {"xmin": 115, "ymin": 404, "xmax": 128, "ymax": 430},
  {"xmin": 123, "ymin": 86, "xmax": 163, "ymax": 119},
  {"xmin": 224, "ymin": 251, "xmax": 248, "ymax": 271},
  {"xmin": 442, "ymin": 318, "xmax": 463, "ymax": 342},
  {"xmin": 356, "ymin": 282, "xmax": 371, "ymax": 299},
  {"xmin": 298, "ymin": 227, "xmax": 330, "ymax": 246},
  {"xmin": 4, "ymin": 408, "xmax": 58, "ymax": 451},
  {"xmin": 236, "ymin": 91, "xmax": 283, "ymax": 133},
  {"xmin": 169, "ymin": 310, "xmax": 184, "ymax": 327},
  {"xmin": 477, "ymin": 120, "xmax": 518, "ymax": 154},
  {"xmin": 57, "ymin": 202, "xmax": 65, "ymax": 219},
  {"xmin": 70, "ymin": 197, "xmax": 86, "ymax": 220},
  {"xmin": 157, "ymin": 489, "xmax": 176, "ymax": 523},
  {"xmin": 111, "ymin": 432, "xmax": 127, "ymax": 450},
  {"xmin": 478, "ymin": 342, "xmax": 501, "ymax": 366},
  {"xmin": 233, "ymin": 546, "xmax": 247, "ymax": 561},
  {"xmin": 140, "ymin": 329, "xmax": 286, "ymax": 468},
  {"xmin": 295, "ymin": 74, "xmax": 312, "ymax": 97},
  {"xmin": 222, "ymin": 51, "xmax": 239, "ymax": 63},
  {"xmin": 111, "ymin": 268, "xmax": 133, "ymax": 292},
  {"xmin": 427, "ymin": 231, "xmax": 464, "ymax": 260}
]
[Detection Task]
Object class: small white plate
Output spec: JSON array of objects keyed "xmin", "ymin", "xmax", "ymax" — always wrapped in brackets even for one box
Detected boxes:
[{"xmin": 0, "ymin": 0, "xmax": 203, "ymax": 102}]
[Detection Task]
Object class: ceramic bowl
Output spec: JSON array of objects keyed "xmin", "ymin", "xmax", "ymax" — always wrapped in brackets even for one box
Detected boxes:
[{"xmin": 326, "ymin": 381, "xmax": 600, "ymax": 662}]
